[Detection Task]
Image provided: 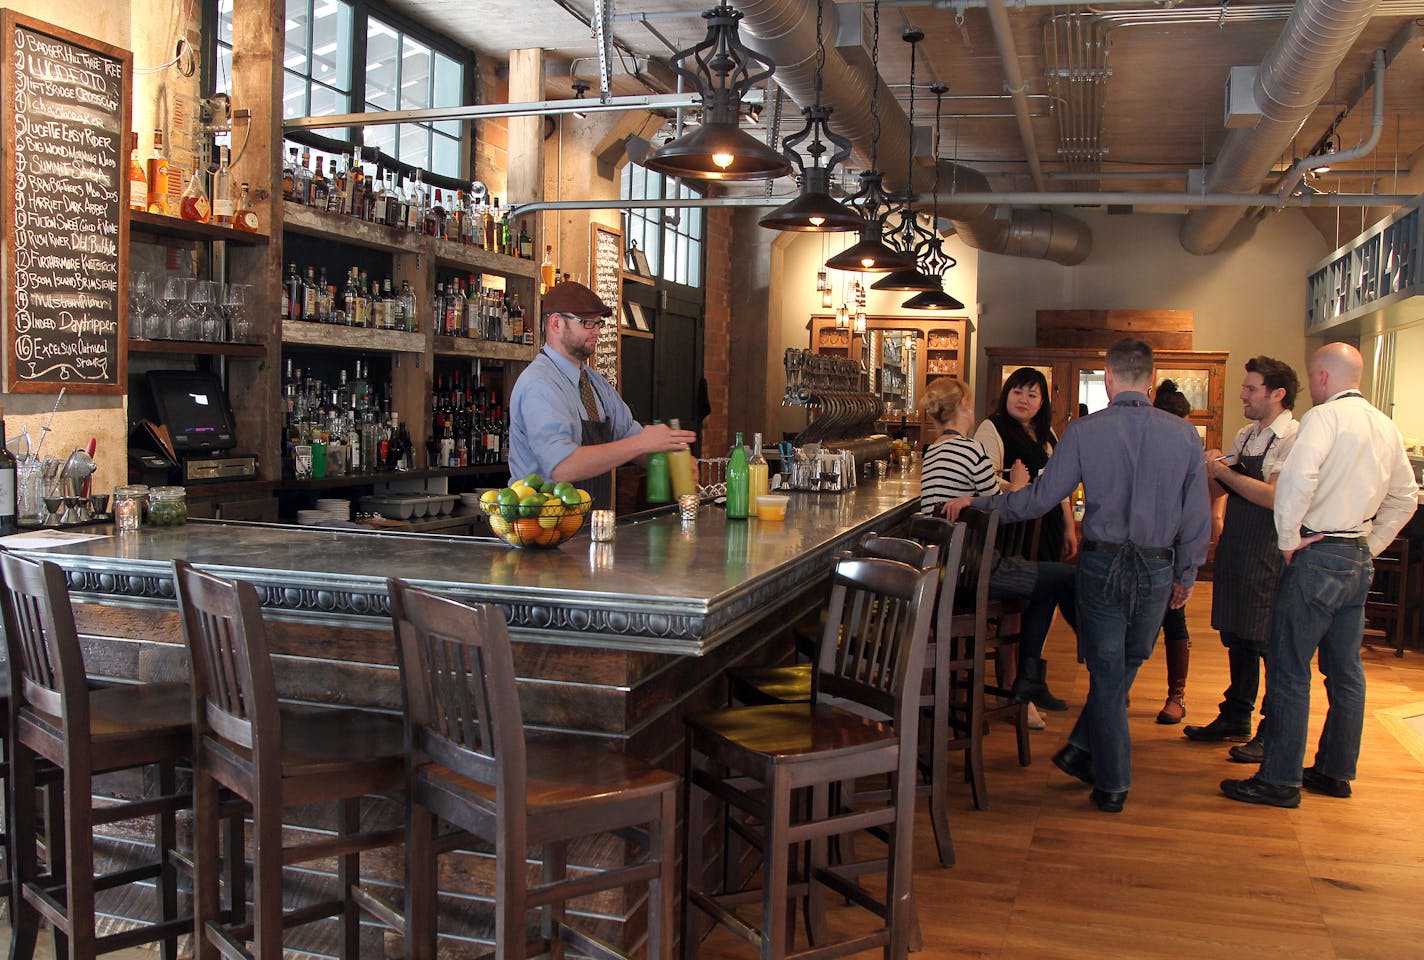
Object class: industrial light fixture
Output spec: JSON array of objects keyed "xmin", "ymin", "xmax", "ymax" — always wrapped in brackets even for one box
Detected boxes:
[
  {"xmin": 644, "ymin": 4, "xmax": 792, "ymax": 181},
  {"xmin": 905, "ymin": 84, "xmax": 965, "ymax": 312},
  {"xmin": 874, "ymin": 28, "xmax": 938, "ymax": 292},
  {"xmin": 570, "ymin": 82, "xmax": 590, "ymax": 120},
  {"xmin": 835, "ymin": 303, "xmax": 850, "ymax": 328},
  {"xmin": 854, "ymin": 309, "xmax": 867, "ymax": 334},
  {"xmin": 759, "ymin": 0, "xmax": 861, "ymax": 231},
  {"xmin": 824, "ymin": 0, "xmax": 913, "ymax": 272}
]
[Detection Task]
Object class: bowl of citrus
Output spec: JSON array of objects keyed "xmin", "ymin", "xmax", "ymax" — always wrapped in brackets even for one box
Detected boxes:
[{"xmin": 479, "ymin": 475, "xmax": 593, "ymax": 548}]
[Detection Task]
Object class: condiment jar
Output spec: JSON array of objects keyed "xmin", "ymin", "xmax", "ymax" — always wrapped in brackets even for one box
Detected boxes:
[
  {"xmin": 147, "ymin": 486, "xmax": 188, "ymax": 526},
  {"xmin": 113, "ymin": 485, "xmax": 148, "ymax": 533}
]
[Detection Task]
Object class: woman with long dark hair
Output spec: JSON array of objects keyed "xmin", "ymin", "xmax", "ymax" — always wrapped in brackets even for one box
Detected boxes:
[
  {"xmin": 1151, "ymin": 380, "xmax": 1194, "ymax": 724},
  {"xmin": 974, "ymin": 367, "xmax": 1079, "ymax": 565}
]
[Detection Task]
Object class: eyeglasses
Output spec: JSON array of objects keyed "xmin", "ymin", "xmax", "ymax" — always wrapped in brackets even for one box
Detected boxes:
[{"xmin": 558, "ymin": 313, "xmax": 606, "ymax": 330}]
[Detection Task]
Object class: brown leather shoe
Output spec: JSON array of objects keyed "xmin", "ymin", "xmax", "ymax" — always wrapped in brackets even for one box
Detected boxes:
[{"xmin": 1156, "ymin": 697, "xmax": 1186, "ymax": 724}]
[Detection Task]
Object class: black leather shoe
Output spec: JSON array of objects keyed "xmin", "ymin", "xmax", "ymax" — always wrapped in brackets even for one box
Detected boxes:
[
  {"xmin": 1052, "ymin": 743, "xmax": 1094, "ymax": 785},
  {"xmin": 1220, "ymin": 777, "xmax": 1300, "ymax": 808},
  {"xmin": 1301, "ymin": 767, "xmax": 1351, "ymax": 798},
  {"xmin": 1228, "ymin": 733, "xmax": 1265, "ymax": 764},
  {"xmin": 1091, "ymin": 788, "xmax": 1127, "ymax": 813},
  {"xmin": 1183, "ymin": 715, "xmax": 1252, "ymax": 742}
]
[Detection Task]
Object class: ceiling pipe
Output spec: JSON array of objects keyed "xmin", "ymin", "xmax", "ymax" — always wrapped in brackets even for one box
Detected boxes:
[
  {"xmin": 1178, "ymin": 0, "xmax": 1381, "ymax": 255},
  {"xmin": 984, "ymin": 0, "xmax": 1047, "ymax": 192},
  {"xmin": 734, "ymin": 0, "xmax": 1093, "ymax": 264},
  {"xmin": 1276, "ymin": 49, "xmax": 1386, "ymax": 200}
]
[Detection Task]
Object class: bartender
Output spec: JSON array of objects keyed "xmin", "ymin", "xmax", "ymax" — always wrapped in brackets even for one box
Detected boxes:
[{"xmin": 508, "ymin": 280, "xmax": 697, "ymax": 507}]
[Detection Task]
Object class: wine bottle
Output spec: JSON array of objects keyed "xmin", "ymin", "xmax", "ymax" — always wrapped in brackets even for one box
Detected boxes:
[
  {"xmin": 0, "ymin": 407, "xmax": 16, "ymax": 535},
  {"xmin": 646, "ymin": 421, "xmax": 671, "ymax": 504},
  {"xmin": 127, "ymin": 132, "xmax": 147, "ymax": 212},
  {"xmin": 725, "ymin": 432, "xmax": 750, "ymax": 519},
  {"xmin": 749, "ymin": 432, "xmax": 770, "ymax": 504}
]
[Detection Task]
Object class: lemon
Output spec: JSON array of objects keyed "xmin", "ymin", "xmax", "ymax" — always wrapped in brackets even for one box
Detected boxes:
[
  {"xmin": 510, "ymin": 483, "xmax": 535, "ymax": 502},
  {"xmin": 480, "ymin": 489, "xmax": 500, "ymax": 505}
]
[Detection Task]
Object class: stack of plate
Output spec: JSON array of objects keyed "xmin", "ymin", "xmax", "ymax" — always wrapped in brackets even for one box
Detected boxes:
[
  {"xmin": 315, "ymin": 498, "xmax": 351, "ymax": 521},
  {"xmin": 295, "ymin": 509, "xmax": 333, "ymax": 526}
]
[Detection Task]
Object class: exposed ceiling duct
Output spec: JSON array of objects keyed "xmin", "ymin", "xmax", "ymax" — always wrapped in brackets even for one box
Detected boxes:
[
  {"xmin": 735, "ymin": 0, "xmax": 1093, "ymax": 265},
  {"xmin": 1179, "ymin": 0, "xmax": 1382, "ymax": 255}
]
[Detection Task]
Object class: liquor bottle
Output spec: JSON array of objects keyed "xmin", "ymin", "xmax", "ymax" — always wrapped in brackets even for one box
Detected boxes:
[
  {"xmin": 369, "ymin": 168, "xmax": 389, "ymax": 224},
  {"xmin": 331, "ymin": 156, "xmax": 347, "ymax": 213},
  {"xmin": 426, "ymin": 189, "xmax": 444, "ymax": 237},
  {"xmin": 541, "ymin": 244, "xmax": 556, "ymax": 292},
  {"xmin": 484, "ymin": 199, "xmax": 498, "ymax": 250},
  {"xmin": 302, "ymin": 266, "xmax": 318, "ymax": 320},
  {"xmin": 349, "ymin": 147, "xmax": 366, "ymax": 219},
  {"xmin": 382, "ymin": 277, "xmax": 398, "ymax": 329},
  {"xmin": 283, "ymin": 263, "xmax": 300, "ymax": 320},
  {"xmin": 507, "ymin": 294, "xmax": 525, "ymax": 344},
  {"xmin": 212, "ymin": 145, "xmax": 234, "ymax": 226},
  {"xmin": 179, "ymin": 157, "xmax": 211, "ymax": 222},
  {"xmin": 282, "ymin": 147, "xmax": 300, "ymax": 201},
  {"xmin": 518, "ymin": 221, "xmax": 534, "ymax": 260},
  {"xmin": 128, "ymin": 132, "xmax": 148, "ymax": 211},
  {"xmin": 310, "ymin": 156, "xmax": 329, "ymax": 209},
  {"xmin": 400, "ymin": 280, "xmax": 417, "ymax": 332},
  {"xmin": 0, "ymin": 406, "xmax": 16, "ymax": 536},
  {"xmin": 645, "ymin": 421, "xmax": 671, "ymax": 504},
  {"xmin": 298, "ymin": 146, "xmax": 313, "ymax": 204},
  {"xmin": 316, "ymin": 267, "xmax": 332, "ymax": 321},
  {"xmin": 234, "ymin": 182, "xmax": 260, "ymax": 232},
  {"xmin": 748, "ymin": 432, "xmax": 770, "ymax": 504},
  {"xmin": 667, "ymin": 417, "xmax": 696, "ymax": 498},
  {"xmin": 146, "ymin": 129, "xmax": 170, "ymax": 215},
  {"xmin": 725, "ymin": 432, "xmax": 750, "ymax": 519}
]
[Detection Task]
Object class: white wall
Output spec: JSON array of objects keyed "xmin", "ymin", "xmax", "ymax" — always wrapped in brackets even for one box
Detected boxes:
[
  {"xmin": 974, "ymin": 209, "xmax": 1330, "ymax": 435},
  {"xmin": 1390, "ymin": 325, "xmax": 1424, "ymax": 445}
]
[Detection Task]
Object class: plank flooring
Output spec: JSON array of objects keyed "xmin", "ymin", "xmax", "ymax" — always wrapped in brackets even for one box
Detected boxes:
[{"xmin": 4, "ymin": 581, "xmax": 1423, "ymax": 960}]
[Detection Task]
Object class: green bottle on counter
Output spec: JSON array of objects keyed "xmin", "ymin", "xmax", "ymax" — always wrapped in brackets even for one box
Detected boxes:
[
  {"xmin": 646, "ymin": 420, "xmax": 671, "ymax": 504},
  {"xmin": 726, "ymin": 431, "xmax": 750, "ymax": 519}
]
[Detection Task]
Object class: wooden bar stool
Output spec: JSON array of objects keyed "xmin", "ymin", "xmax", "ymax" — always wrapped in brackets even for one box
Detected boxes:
[
  {"xmin": 172, "ymin": 559, "xmax": 406, "ymax": 960},
  {"xmin": 1364, "ymin": 537, "xmax": 1411, "ymax": 657},
  {"xmin": 682, "ymin": 556, "xmax": 938, "ymax": 960},
  {"xmin": 387, "ymin": 578, "xmax": 679, "ymax": 960},
  {"xmin": 0, "ymin": 552, "xmax": 192, "ymax": 960}
]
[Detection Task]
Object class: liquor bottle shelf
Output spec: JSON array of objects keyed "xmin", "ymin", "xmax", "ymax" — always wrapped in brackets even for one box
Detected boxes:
[
  {"xmin": 432, "ymin": 336, "xmax": 537, "ymax": 362},
  {"xmin": 277, "ymin": 463, "xmax": 509, "ymax": 491},
  {"xmin": 128, "ymin": 338, "xmax": 266, "ymax": 358},
  {"xmin": 431, "ymin": 238, "xmax": 539, "ymax": 279},
  {"xmin": 127, "ymin": 209, "xmax": 269, "ymax": 245},
  {"xmin": 281, "ymin": 319, "xmax": 426, "ymax": 353}
]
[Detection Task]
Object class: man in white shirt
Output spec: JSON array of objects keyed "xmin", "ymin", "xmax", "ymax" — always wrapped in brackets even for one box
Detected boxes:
[
  {"xmin": 1184, "ymin": 357, "xmax": 1299, "ymax": 763},
  {"xmin": 1222, "ymin": 343, "xmax": 1417, "ymax": 807}
]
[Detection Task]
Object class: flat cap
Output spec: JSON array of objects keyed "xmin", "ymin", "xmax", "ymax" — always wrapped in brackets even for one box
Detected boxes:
[{"xmin": 541, "ymin": 280, "xmax": 612, "ymax": 318}]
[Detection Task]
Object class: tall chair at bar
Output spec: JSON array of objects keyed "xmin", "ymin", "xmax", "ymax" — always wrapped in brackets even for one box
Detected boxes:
[
  {"xmin": 681, "ymin": 556, "xmax": 938, "ymax": 960},
  {"xmin": 387, "ymin": 578, "xmax": 679, "ymax": 960},
  {"xmin": 0, "ymin": 551, "xmax": 192, "ymax": 960},
  {"xmin": 173, "ymin": 559, "xmax": 406, "ymax": 960}
]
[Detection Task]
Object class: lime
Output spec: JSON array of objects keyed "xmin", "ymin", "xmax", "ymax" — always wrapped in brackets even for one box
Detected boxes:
[
  {"xmin": 559, "ymin": 488, "xmax": 583, "ymax": 509},
  {"xmin": 522, "ymin": 473, "xmax": 544, "ymax": 490},
  {"xmin": 553, "ymin": 481, "xmax": 576, "ymax": 500},
  {"xmin": 539, "ymin": 481, "xmax": 557, "ymax": 496},
  {"xmin": 519, "ymin": 493, "xmax": 547, "ymax": 518}
]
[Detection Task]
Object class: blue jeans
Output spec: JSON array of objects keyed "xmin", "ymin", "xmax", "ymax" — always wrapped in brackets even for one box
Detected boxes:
[
  {"xmin": 989, "ymin": 560, "xmax": 1078, "ymax": 662},
  {"xmin": 1067, "ymin": 548, "xmax": 1174, "ymax": 793},
  {"xmin": 1260, "ymin": 540, "xmax": 1373, "ymax": 786}
]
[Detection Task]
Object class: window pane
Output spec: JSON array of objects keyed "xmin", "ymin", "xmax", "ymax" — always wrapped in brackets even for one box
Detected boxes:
[
  {"xmin": 215, "ymin": 45, "xmax": 232, "ymax": 96},
  {"xmin": 309, "ymin": 0, "xmax": 351, "ymax": 93},
  {"xmin": 282, "ymin": 70, "xmax": 307, "ymax": 120},
  {"xmin": 365, "ymin": 19, "xmax": 400, "ymax": 111},
  {"xmin": 688, "ymin": 240, "xmax": 702, "ymax": 287},
  {"xmin": 433, "ymin": 52, "xmax": 463, "ymax": 137},
  {"xmin": 363, "ymin": 120, "xmax": 396, "ymax": 160},
  {"xmin": 284, "ymin": 0, "xmax": 309, "ymax": 72},
  {"xmin": 218, "ymin": 0, "xmax": 234, "ymax": 45},
  {"xmin": 398, "ymin": 123, "xmax": 429, "ymax": 169},
  {"xmin": 400, "ymin": 37, "xmax": 431, "ymax": 110},
  {"xmin": 308, "ymin": 84, "xmax": 349, "ymax": 138},
  {"xmin": 430, "ymin": 132, "xmax": 460, "ymax": 178}
]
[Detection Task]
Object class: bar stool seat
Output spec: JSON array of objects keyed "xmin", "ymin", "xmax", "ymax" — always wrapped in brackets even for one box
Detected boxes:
[{"xmin": 20, "ymin": 682, "xmax": 191, "ymax": 752}]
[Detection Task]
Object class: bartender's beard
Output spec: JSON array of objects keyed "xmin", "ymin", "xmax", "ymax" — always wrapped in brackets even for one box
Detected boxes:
[{"xmin": 555, "ymin": 320, "xmax": 596, "ymax": 363}]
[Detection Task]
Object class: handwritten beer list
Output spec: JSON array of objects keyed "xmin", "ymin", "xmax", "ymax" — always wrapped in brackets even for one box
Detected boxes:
[{"xmin": 9, "ymin": 25, "xmax": 123, "ymax": 386}]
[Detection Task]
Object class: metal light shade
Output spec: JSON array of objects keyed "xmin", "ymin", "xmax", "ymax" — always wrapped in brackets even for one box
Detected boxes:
[
  {"xmin": 759, "ymin": 170, "xmax": 861, "ymax": 231},
  {"xmin": 871, "ymin": 266, "xmax": 939, "ymax": 292},
  {"xmin": 645, "ymin": 122, "xmax": 792, "ymax": 181},
  {"xmin": 826, "ymin": 227, "xmax": 915, "ymax": 272},
  {"xmin": 903, "ymin": 286, "xmax": 965, "ymax": 311}
]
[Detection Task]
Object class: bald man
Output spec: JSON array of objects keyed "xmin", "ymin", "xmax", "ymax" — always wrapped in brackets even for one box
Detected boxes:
[{"xmin": 1222, "ymin": 343, "xmax": 1417, "ymax": 808}]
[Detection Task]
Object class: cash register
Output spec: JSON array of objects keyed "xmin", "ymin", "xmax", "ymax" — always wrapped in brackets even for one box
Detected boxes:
[{"xmin": 131, "ymin": 370, "xmax": 259, "ymax": 484}]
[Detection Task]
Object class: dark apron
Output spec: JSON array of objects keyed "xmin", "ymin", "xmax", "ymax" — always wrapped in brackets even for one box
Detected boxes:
[
  {"xmin": 1210, "ymin": 438, "xmax": 1280, "ymax": 649},
  {"xmin": 579, "ymin": 412, "xmax": 615, "ymax": 509}
]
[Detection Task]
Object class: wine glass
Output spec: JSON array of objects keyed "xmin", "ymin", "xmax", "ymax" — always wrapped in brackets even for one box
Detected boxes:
[
  {"xmin": 190, "ymin": 280, "xmax": 222, "ymax": 342},
  {"xmin": 163, "ymin": 276, "xmax": 194, "ymax": 340},
  {"xmin": 129, "ymin": 271, "xmax": 153, "ymax": 340},
  {"xmin": 223, "ymin": 283, "xmax": 250, "ymax": 342}
]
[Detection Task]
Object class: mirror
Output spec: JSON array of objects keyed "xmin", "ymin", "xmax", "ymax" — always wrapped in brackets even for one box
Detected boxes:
[
  {"xmin": 868, "ymin": 329, "xmax": 921, "ymax": 419},
  {"xmin": 1078, "ymin": 368, "xmax": 1108, "ymax": 415}
]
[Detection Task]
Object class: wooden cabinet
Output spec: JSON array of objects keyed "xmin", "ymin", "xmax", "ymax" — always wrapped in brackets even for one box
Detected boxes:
[
  {"xmin": 985, "ymin": 347, "xmax": 1229, "ymax": 451},
  {"xmin": 809, "ymin": 314, "xmax": 972, "ymax": 436}
]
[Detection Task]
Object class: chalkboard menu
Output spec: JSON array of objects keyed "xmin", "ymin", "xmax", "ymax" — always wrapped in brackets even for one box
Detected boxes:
[
  {"xmin": 590, "ymin": 222, "xmax": 622, "ymax": 390},
  {"xmin": 1, "ymin": 13, "xmax": 130, "ymax": 394}
]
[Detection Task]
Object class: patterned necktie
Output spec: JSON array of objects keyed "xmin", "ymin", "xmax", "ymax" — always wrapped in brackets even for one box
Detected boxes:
[{"xmin": 578, "ymin": 368, "xmax": 601, "ymax": 421}]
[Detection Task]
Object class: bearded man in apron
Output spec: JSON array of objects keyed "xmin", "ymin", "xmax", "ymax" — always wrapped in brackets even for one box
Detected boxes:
[
  {"xmin": 508, "ymin": 281, "xmax": 696, "ymax": 508},
  {"xmin": 1184, "ymin": 357, "xmax": 1300, "ymax": 762}
]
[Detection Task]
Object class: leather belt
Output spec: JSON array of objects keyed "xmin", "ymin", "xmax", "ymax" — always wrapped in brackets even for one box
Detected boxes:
[{"xmin": 1081, "ymin": 540, "xmax": 1173, "ymax": 561}]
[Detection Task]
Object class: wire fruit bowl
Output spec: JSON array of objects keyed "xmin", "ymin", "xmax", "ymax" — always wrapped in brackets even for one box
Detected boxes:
[{"xmin": 481, "ymin": 498, "xmax": 592, "ymax": 548}]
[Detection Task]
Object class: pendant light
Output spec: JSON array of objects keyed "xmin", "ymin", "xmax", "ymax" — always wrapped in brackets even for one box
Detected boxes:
[
  {"xmin": 873, "ymin": 28, "xmax": 938, "ymax": 292},
  {"xmin": 759, "ymin": 0, "xmax": 861, "ymax": 231},
  {"xmin": 905, "ymin": 84, "xmax": 965, "ymax": 311},
  {"xmin": 644, "ymin": 4, "xmax": 792, "ymax": 182},
  {"xmin": 824, "ymin": 0, "xmax": 913, "ymax": 272}
]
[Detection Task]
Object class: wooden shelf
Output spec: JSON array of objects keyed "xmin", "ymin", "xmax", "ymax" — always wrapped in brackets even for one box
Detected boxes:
[
  {"xmin": 431, "ymin": 238, "xmax": 538, "ymax": 279},
  {"xmin": 620, "ymin": 328, "xmax": 654, "ymax": 340},
  {"xmin": 432, "ymin": 336, "xmax": 537, "ymax": 362},
  {"xmin": 128, "ymin": 338, "xmax": 266, "ymax": 358},
  {"xmin": 281, "ymin": 320, "xmax": 425, "ymax": 352},
  {"xmin": 127, "ymin": 210, "xmax": 270, "ymax": 246},
  {"xmin": 623, "ymin": 272, "xmax": 655, "ymax": 286}
]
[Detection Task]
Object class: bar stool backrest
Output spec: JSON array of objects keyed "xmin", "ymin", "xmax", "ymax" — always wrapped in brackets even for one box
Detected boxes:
[
  {"xmin": 172, "ymin": 559, "xmax": 281, "ymax": 768},
  {"xmin": 815, "ymin": 557, "xmax": 938, "ymax": 729},
  {"xmin": 857, "ymin": 533, "xmax": 938, "ymax": 569},
  {"xmin": 902, "ymin": 515, "xmax": 969, "ymax": 637},
  {"xmin": 0, "ymin": 552, "xmax": 88, "ymax": 740},
  {"xmin": 997, "ymin": 517, "xmax": 1041, "ymax": 562},
  {"xmin": 387, "ymin": 580, "xmax": 526, "ymax": 796},
  {"xmin": 950, "ymin": 508, "xmax": 998, "ymax": 625}
]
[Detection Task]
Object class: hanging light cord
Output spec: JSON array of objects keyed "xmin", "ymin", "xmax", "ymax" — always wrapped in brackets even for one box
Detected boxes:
[
  {"xmin": 930, "ymin": 84, "xmax": 944, "ymax": 222},
  {"xmin": 814, "ymin": 0, "xmax": 825, "ymax": 105},
  {"xmin": 869, "ymin": 0, "xmax": 882, "ymax": 171}
]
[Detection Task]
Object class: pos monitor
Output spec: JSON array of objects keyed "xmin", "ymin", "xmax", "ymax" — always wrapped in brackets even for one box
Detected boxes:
[{"xmin": 146, "ymin": 370, "xmax": 239, "ymax": 456}]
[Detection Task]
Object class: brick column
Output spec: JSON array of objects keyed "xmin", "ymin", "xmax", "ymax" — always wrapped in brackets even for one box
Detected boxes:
[{"xmin": 702, "ymin": 206, "xmax": 733, "ymax": 456}]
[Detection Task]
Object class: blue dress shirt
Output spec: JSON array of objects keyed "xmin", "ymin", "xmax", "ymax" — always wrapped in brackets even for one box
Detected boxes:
[
  {"xmin": 508, "ymin": 346, "xmax": 642, "ymax": 483},
  {"xmin": 971, "ymin": 391, "xmax": 1211, "ymax": 587}
]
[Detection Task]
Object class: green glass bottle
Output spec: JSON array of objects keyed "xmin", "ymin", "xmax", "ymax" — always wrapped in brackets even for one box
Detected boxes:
[
  {"xmin": 725, "ymin": 431, "xmax": 750, "ymax": 519},
  {"xmin": 646, "ymin": 420, "xmax": 671, "ymax": 504}
]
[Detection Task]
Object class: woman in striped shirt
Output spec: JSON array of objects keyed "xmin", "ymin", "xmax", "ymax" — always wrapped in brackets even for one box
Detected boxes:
[{"xmin": 920, "ymin": 377, "xmax": 1078, "ymax": 720}]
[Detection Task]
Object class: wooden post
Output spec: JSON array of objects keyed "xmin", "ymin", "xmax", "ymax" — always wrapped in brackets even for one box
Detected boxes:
[{"xmin": 507, "ymin": 48, "xmax": 545, "ymax": 328}]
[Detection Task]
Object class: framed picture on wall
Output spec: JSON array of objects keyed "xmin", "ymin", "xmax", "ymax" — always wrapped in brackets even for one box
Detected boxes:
[
  {"xmin": 625, "ymin": 242, "xmax": 651, "ymax": 277},
  {"xmin": 624, "ymin": 301, "xmax": 652, "ymax": 332}
]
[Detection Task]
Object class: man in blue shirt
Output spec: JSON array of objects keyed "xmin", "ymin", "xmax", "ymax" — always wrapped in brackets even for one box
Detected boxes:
[
  {"xmin": 946, "ymin": 338, "xmax": 1211, "ymax": 813},
  {"xmin": 509, "ymin": 281, "xmax": 696, "ymax": 507}
]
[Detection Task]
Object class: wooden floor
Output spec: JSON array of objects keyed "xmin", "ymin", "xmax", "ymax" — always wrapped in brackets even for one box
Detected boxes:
[{"xmin": 4, "ymin": 582, "xmax": 1423, "ymax": 960}]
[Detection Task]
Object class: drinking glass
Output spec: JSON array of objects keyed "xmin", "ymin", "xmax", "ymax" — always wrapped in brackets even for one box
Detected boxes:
[
  {"xmin": 129, "ymin": 271, "xmax": 153, "ymax": 340},
  {"xmin": 224, "ymin": 283, "xmax": 250, "ymax": 342},
  {"xmin": 141, "ymin": 273, "xmax": 170, "ymax": 339},
  {"xmin": 191, "ymin": 280, "xmax": 223, "ymax": 342},
  {"xmin": 164, "ymin": 277, "xmax": 197, "ymax": 340}
]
